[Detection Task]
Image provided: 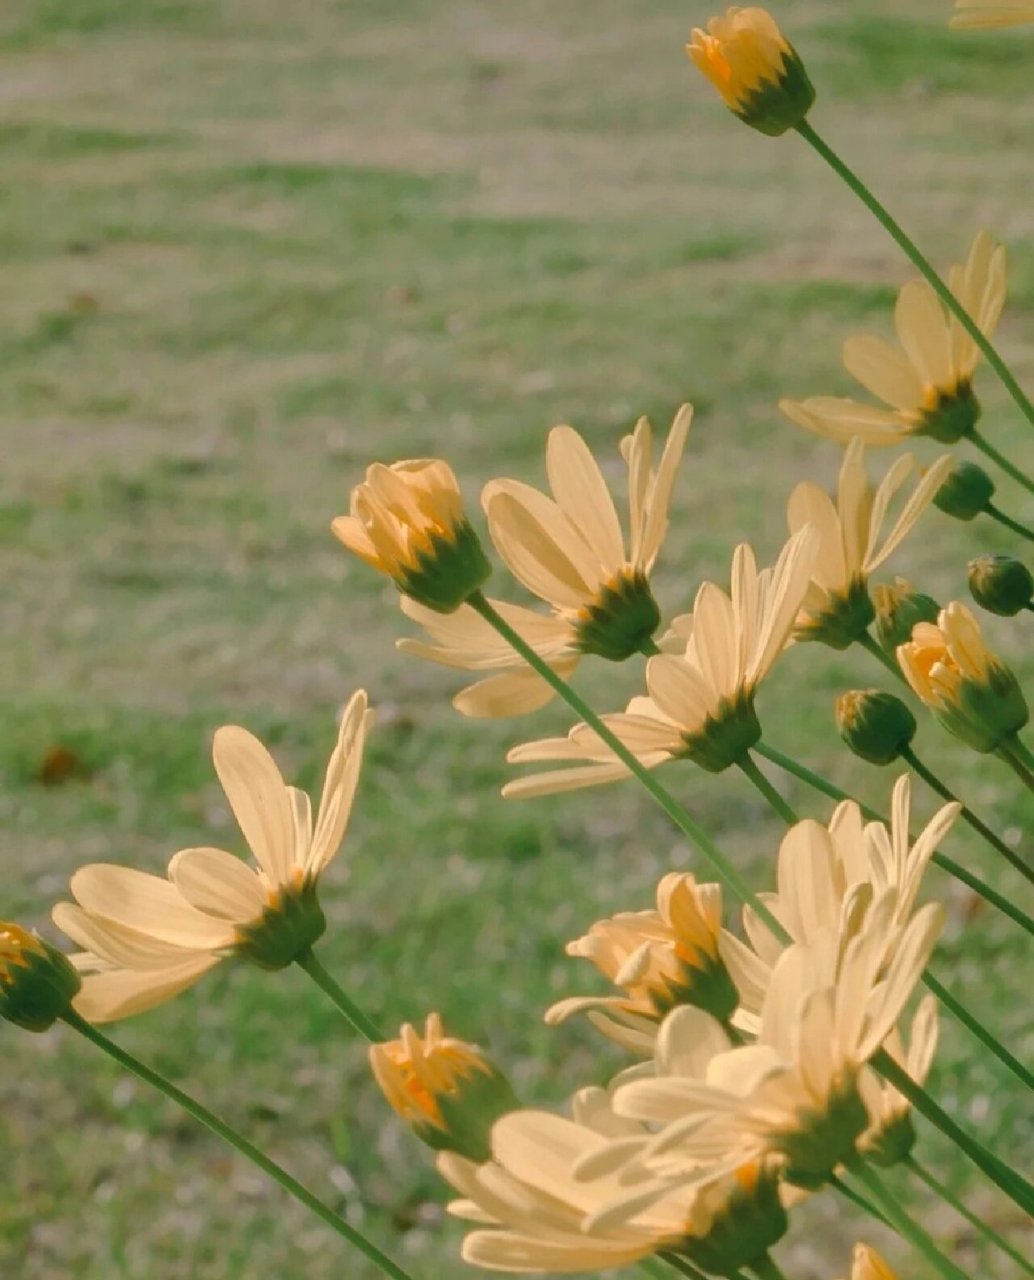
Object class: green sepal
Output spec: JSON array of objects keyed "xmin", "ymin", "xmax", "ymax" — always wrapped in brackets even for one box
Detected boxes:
[
  {"xmin": 679, "ymin": 694, "xmax": 762, "ymax": 774},
  {"xmin": 412, "ymin": 1065, "xmax": 521, "ymax": 1164},
  {"xmin": 235, "ymin": 879, "xmax": 327, "ymax": 971},
  {"xmin": 0, "ymin": 938, "xmax": 82, "ymax": 1033},
  {"xmin": 574, "ymin": 570, "xmax": 661, "ymax": 661},
  {"xmin": 396, "ymin": 519, "xmax": 492, "ymax": 614},
  {"xmin": 918, "ymin": 382, "xmax": 980, "ymax": 445},
  {"xmin": 680, "ymin": 1165, "xmax": 788, "ymax": 1273},
  {"xmin": 795, "ymin": 577, "xmax": 875, "ymax": 650},
  {"xmin": 734, "ymin": 46, "xmax": 816, "ymax": 137}
]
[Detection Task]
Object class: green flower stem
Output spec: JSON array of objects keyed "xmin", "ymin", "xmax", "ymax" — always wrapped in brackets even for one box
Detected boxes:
[
  {"xmin": 296, "ymin": 949, "xmax": 383, "ymax": 1041},
  {"xmin": 900, "ymin": 745, "xmax": 1034, "ymax": 885},
  {"xmin": 857, "ymin": 630, "xmax": 907, "ymax": 683},
  {"xmin": 795, "ymin": 119, "xmax": 1034, "ymax": 434},
  {"xmin": 467, "ymin": 591, "xmax": 792, "ymax": 945},
  {"xmin": 738, "ymin": 753, "xmax": 800, "ymax": 825},
  {"xmin": 743, "ymin": 749, "xmax": 1030, "ymax": 1091},
  {"xmin": 971, "ymin": 427, "xmax": 1034, "ymax": 497},
  {"xmin": 754, "ymin": 741, "xmax": 1034, "ymax": 936},
  {"xmin": 828, "ymin": 1173, "xmax": 889, "ymax": 1227},
  {"xmin": 873, "ymin": 1049, "xmax": 1034, "ymax": 1216},
  {"xmin": 748, "ymin": 1254, "xmax": 788, "ymax": 1280},
  {"xmin": 657, "ymin": 1253, "xmax": 738, "ymax": 1280},
  {"xmin": 1006, "ymin": 733, "xmax": 1034, "ymax": 775},
  {"xmin": 907, "ymin": 1156, "xmax": 1034, "ymax": 1276},
  {"xmin": 922, "ymin": 968, "xmax": 1034, "ymax": 1090},
  {"xmin": 986, "ymin": 502, "xmax": 1034, "ymax": 545},
  {"xmin": 996, "ymin": 738, "xmax": 1034, "ymax": 792},
  {"xmin": 846, "ymin": 1158, "xmax": 971, "ymax": 1280},
  {"xmin": 61, "ymin": 1010, "xmax": 413, "ymax": 1280}
]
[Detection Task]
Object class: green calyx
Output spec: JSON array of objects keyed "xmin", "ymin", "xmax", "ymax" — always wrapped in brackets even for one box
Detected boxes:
[
  {"xmin": 780, "ymin": 1077, "xmax": 870, "ymax": 1189},
  {"xmin": 413, "ymin": 1064, "xmax": 521, "ymax": 1165},
  {"xmin": 934, "ymin": 665, "xmax": 1029, "ymax": 754},
  {"xmin": 235, "ymin": 879, "xmax": 327, "ymax": 971},
  {"xmin": 735, "ymin": 47, "xmax": 816, "ymax": 137},
  {"xmin": 918, "ymin": 382, "xmax": 980, "ymax": 444},
  {"xmin": 933, "ymin": 460, "xmax": 995, "ymax": 522},
  {"xmin": 863, "ymin": 1113, "xmax": 916, "ymax": 1168},
  {"xmin": 873, "ymin": 582, "xmax": 940, "ymax": 652},
  {"xmin": 0, "ymin": 936, "xmax": 82, "ymax": 1033},
  {"xmin": 573, "ymin": 570, "xmax": 661, "ymax": 661},
  {"xmin": 678, "ymin": 694, "xmax": 762, "ymax": 774},
  {"xmin": 968, "ymin": 554, "xmax": 1034, "ymax": 617},
  {"xmin": 837, "ymin": 689, "xmax": 917, "ymax": 766},
  {"xmin": 653, "ymin": 954, "xmax": 740, "ymax": 1026},
  {"xmin": 795, "ymin": 577, "xmax": 875, "ymax": 650},
  {"xmin": 679, "ymin": 1165, "xmax": 788, "ymax": 1274},
  {"xmin": 396, "ymin": 519, "xmax": 492, "ymax": 614}
]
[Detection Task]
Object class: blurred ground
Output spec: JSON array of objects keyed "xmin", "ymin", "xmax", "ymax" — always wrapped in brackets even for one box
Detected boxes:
[{"xmin": 1, "ymin": 1, "xmax": 1032, "ymax": 1277}]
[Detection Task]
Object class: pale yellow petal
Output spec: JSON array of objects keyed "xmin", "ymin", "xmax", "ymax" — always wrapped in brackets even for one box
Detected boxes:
[
  {"xmin": 895, "ymin": 281, "xmax": 953, "ymax": 392},
  {"xmin": 483, "ymin": 482, "xmax": 600, "ymax": 607},
  {"xmin": 167, "ymin": 847, "xmax": 265, "ymax": 923},
  {"xmin": 212, "ymin": 725, "xmax": 297, "ymax": 887},
  {"xmin": 69, "ymin": 864, "xmax": 236, "ymax": 949},
  {"xmin": 842, "ymin": 334, "xmax": 925, "ymax": 411},
  {"xmin": 780, "ymin": 396, "xmax": 914, "ymax": 446},
  {"xmin": 73, "ymin": 954, "xmax": 222, "ymax": 1023},
  {"xmin": 546, "ymin": 426, "xmax": 625, "ymax": 574}
]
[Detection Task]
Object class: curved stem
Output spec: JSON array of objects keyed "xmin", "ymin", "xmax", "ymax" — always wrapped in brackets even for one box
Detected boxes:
[
  {"xmin": 61, "ymin": 1010, "xmax": 413, "ymax": 1280},
  {"xmin": 857, "ymin": 630, "xmax": 907, "ymax": 683},
  {"xmin": 468, "ymin": 591, "xmax": 792, "ymax": 945},
  {"xmin": 829, "ymin": 1172, "xmax": 890, "ymax": 1227},
  {"xmin": 900, "ymin": 745, "xmax": 1033, "ymax": 884},
  {"xmin": 748, "ymin": 1255, "xmax": 788, "ymax": 1280},
  {"xmin": 921, "ymin": 969, "xmax": 1034, "ymax": 1090},
  {"xmin": 971, "ymin": 428, "xmax": 1034, "ymax": 497},
  {"xmin": 795, "ymin": 120, "xmax": 1034, "ymax": 433},
  {"xmin": 1007, "ymin": 734, "xmax": 1034, "ymax": 775},
  {"xmin": 847, "ymin": 1159, "xmax": 970, "ymax": 1280},
  {"xmin": 658, "ymin": 1252, "xmax": 739, "ymax": 1280},
  {"xmin": 996, "ymin": 739, "xmax": 1034, "ymax": 792},
  {"xmin": 296, "ymin": 948, "xmax": 383, "ymax": 1041},
  {"xmin": 754, "ymin": 741, "xmax": 1034, "ymax": 936},
  {"xmin": 738, "ymin": 753, "xmax": 800, "ymax": 825},
  {"xmin": 986, "ymin": 501, "xmax": 1034, "ymax": 545},
  {"xmin": 873, "ymin": 1049, "xmax": 1034, "ymax": 1216},
  {"xmin": 907, "ymin": 1156, "xmax": 1034, "ymax": 1275}
]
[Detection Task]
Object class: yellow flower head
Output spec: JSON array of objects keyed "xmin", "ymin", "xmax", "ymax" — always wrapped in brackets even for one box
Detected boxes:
[
  {"xmin": 687, "ymin": 8, "xmax": 815, "ymax": 136},
  {"xmin": 0, "ymin": 922, "xmax": 81, "ymax": 1032},
  {"xmin": 370, "ymin": 1013, "xmax": 518, "ymax": 1162},
  {"xmin": 788, "ymin": 439, "xmax": 952, "ymax": 649},
  {"xmin": 781, "ymin": 231, "xmax": 1006, "ymax": 446},
  {"xmin": 332, "ymin": 459, "xmax": 490, "ymax": 613},
  {"xmin": 951, "ymin": 1, "xmax": 1034, "ymax": 28},
  {"xmin": 846, "ymin": 1244, "xmax": 900, "ymax": 1280},
  {"xmin": 482, "ymin": 407, "xmax": 691, "ymax": 663},
  {"xmin": 897, "ymin": 601, "xmax": 1029, "ymax": 752},
  {"xmin": 546, "ymin": 874, "xmax": 738, "ymax": 1050},
  {"xmin": 53, "ymin": 694, "xmax": 373, "ymax": 1022}
]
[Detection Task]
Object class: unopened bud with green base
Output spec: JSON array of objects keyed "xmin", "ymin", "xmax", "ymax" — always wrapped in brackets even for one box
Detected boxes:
[
  {"xmin": 933, "ymin": 461, "xmax": 995, "ymax": 522},
  {"xmin": 968, "ymin": 554, "xmax": 1033, "ymax": 617},
  {"xmin": 872, "ymin": 579, "xmax": 940, "ymax": 653},
  {"xmin": 0, "ymin": 923, "xmax": 82, "ymax": 1032},
  {"xmin": 837, "ymin": 690, "xmax": 917, "ymax": 766}
]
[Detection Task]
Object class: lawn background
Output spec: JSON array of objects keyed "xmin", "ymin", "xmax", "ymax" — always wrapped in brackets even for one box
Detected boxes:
[{"xmin": 1, "ymin": 1, "xmax": 1032, "ymax": 1277}]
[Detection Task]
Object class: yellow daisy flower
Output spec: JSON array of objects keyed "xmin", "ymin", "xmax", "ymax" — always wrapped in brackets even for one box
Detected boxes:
[
  {"xmin": 53, "ymin": 693, "xmax": 372, "ymax": 1022},
  {"xmin": 781, "ymin": 231, "xmax": 1006, "ymax": 445},
  {"xmin": 686, "ymin": 8, "xmax": 815, "ymax": 136},
  {"xmin": 897, "ymin": 601, "xmax": 1029, "ymax": 752},
  {"xmin": 787, "ymin": 438, "xmax": 952, "ymax": 647},
  {"xmin": 333, "ymin": 459, "xmax": 490, "ymax": 612},
  {"xmin": 951, "ymin": 0, "xmax": 1034, "ymax": 27},
  {"xmin": 0, "ymin": 921, "xmax": 81, "ymax": 1032},
  {"xmin": 502, "ymin": 528, "xmax": 818, "ymax": 796},
  {"xmin": 482, "ymin": 406, "xmax": 692, "ymax": 664}
]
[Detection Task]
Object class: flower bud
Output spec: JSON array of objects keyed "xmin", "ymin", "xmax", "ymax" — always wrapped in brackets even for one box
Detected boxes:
[
  {"xmin": 0, "ymin": 922, "xmax": 81, "ymax": 1032},
  {"xmin": 333, "ymin": 460, "xmax": 491, "ymax": 613},
  {"xmin": 687, "ymin": 8, "xmax": 815, "ymax": 137},
  {"xmin": 932, "ymin": 460, "xmax": 994, "ymax": 521},
  {"xmin": 370, "ymin": 1013, "xmax": 519, "ymax": 1163},
  {"xmin": 872, "ymin": 578, "xmax": 941, "ymax": 654},
  {"xmin": 848, "ymin": 1244, "xmax": 899, "ymax": 1280},
  {"xmin": 836, "ymin": 690, "xmax": 917, "ymax": 766},
  {"xmin": 968, "ymin": 553, "xmax": 1033, "ymax": 617}
]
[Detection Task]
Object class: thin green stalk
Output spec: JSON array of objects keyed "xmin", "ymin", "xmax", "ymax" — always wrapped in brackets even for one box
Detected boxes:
[
  {"xmin": 922, "ymin": 969, "xmax": 1034, "ymax": 1090},
  {"xmin": 971, "ymin": 428, "xmax": 1034, "ymax": 497},
  {"xmin": 755, "ymin": 741, "xmax": 1034, "ymax": 936},
  {"xmin": 857, "ymin": 630, "xmax": 906, "ymax": 683},
  {"xmin": 907, "ymin": 1156, "xmax": 1034, "ymax": 1276},
  {"xmin": 900, "ymin": 745, "xmax": 1033, "ymax": 885},
  {"xmin": 829, "ymin": 1172, "xmax": 890, "ymax": 1227},
  {"xmin": 467, "ymin": 591, "xmax": 792, "ymax": 945},
  {"xmin": 986, "ymin": 502, "xmax": 1034, "ymax": 544},
  {"xmin": 795, "ymin": 120, "xmax": 1034, "ymax": 433},
  {"xmin": 658, "ymin": 1252, "xmax": 735, "ymax": 1280},
  {"xmin": 846, "ymin": 1159, "xmax": 970, "ymax": 1280},
  {"xmin": 296, "ymin": 948, "xmax": 383, "ymax": 1041},
  {"xmin": 748, "ymin": 1255, "xmax": 788, "ymax": 1280},
  {"xmin": 62, "ymin": 1010, "xmax": 413, "ymax": 1280},
  {"xmin": 996, "ymin": 739, "xmax": 1034, "ymax": 792},
  {"xmin": 1006, "ymin": 734, "xmax": 1034, "ymax": 775},
  {"xmin": 738, "ymin": 753, "xmax": 800, "ymax": 825},
  {"xmin": 873, "ymin": 1050, "xmax": 1034, "ymax": 1216}
]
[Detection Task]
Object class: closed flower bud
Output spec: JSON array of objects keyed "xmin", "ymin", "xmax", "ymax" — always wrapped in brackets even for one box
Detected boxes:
[
  {"xmin": 0, "ymin": 922, "xmax": 81, "ymax": 1032},
  {"xmin": 932, "ymin": 460, "xmax": 995, "ymax": 521},
  {"xmin": 872, "ymin": 578, "xmax": 941, "ymax": 654},
  {"xmin": 686, "ymin": 8, "xmax": 815, "ymax": 137},
  {"xmin": 333, "ymin": 460, "xmax": 491, "ymax": 613},
  {"xmin": 968, "ymin": 553, "xmax": 1033, "ymax": 617},
  {"xmin": 370, "ymin": 1013, "xmax": 519, "ymax": 1163},
  {"xmin": 836, "ymin": 690, "xmax": 917, "ymax": 766}
]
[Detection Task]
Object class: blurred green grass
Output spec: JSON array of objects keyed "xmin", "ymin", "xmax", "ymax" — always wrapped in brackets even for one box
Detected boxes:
[{"xmin": 1, "ymin": 0, "xmax": 1032, "ymax": 1276}]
